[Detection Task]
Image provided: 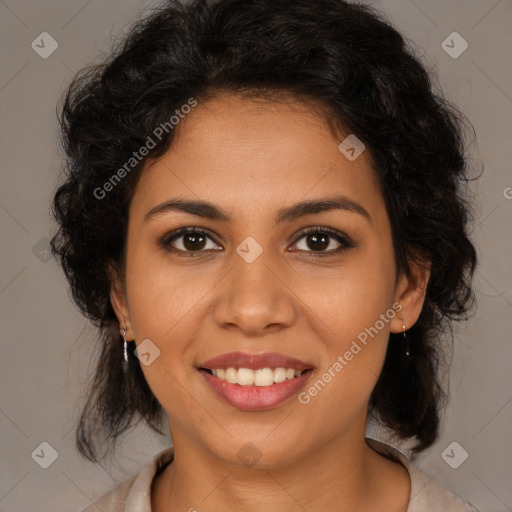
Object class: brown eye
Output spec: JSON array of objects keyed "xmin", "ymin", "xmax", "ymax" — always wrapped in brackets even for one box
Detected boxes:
[
  {"xmin": 161, "ymin": 227, "xmax": 222, "ymax": 253},
  {"xmin": 302, "ymin": 232, "xmax": 331, "ymax": 251},
  {"xmin": 181, "ymin": 232, "xmax": 208, "ymax": 251},
  {"xmin": 292, "ymin": 227, "xmax": 354, "ymax": 255}
]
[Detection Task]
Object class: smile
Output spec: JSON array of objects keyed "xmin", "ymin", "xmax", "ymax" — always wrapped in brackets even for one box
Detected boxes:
[{"xmin": 198, "ymin": 352, "xmax": 314, "ymax": 410}]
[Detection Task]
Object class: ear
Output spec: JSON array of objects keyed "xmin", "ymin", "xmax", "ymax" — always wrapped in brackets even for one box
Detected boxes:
[
  {"xmin": 390, "ymin": 252, "xmax": 431, "ymax": 334},
  {"xmin": 108, "ymin": 264, "xmax": 135, "ymax": 341}
]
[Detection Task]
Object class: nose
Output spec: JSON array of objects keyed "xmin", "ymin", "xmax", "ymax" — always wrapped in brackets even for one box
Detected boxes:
[{"xmin": 212, "ymin": 248, "xmax": 298, "ymax": 337}]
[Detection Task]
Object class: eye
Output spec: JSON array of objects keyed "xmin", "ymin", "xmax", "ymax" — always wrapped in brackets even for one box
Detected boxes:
[
  {"xmin": 160, "ymin": 227, "xmax": 222, "ymax": 254},
  {"xmin": 160, "ymin": 226, "xmax": 355, "ymax": 257},
  {"xmin": 291, "ymin": 226, "xmax": 355, "ymax": 255}
]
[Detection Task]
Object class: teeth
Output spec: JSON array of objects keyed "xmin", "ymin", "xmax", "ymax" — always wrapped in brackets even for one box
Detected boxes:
[
  {"xmin": 254, "ymin": 368, "xmax": 274, "ymax": 386},
  {"xmin": 273, "ymin": 367, "xmax": 287, "ymax": 383},
  {"xmin": 225, "ymin": 367, "xmax": 238, "ymax": 384},
  {"xmin": 237, "ymin": 368, "xmax": 255, "ymax": 385},
  {"xmin": 208, "ymin": 367, "xmax": 305, "ymax": 386}
]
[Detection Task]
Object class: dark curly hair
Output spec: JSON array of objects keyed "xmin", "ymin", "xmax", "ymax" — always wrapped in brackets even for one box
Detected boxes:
[{"xmin": 50, "ymin": 0, "xmax": 478, "ymax": 463}]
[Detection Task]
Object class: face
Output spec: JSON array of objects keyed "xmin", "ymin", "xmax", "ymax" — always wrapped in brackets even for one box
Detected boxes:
[{"xmin": 111, "ymin": 92, "xmax": 427, "ymax": 469}]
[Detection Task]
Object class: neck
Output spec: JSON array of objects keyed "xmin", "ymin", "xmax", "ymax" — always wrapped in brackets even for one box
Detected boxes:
[{"xmin": 152, "ymin": 425, "xmax": 410, "ymax": 512}]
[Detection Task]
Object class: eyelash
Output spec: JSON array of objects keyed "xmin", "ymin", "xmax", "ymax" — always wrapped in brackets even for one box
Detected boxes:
[{"xmin": 159, "ymin": 226, "xmax": 355, "ymax": 257}]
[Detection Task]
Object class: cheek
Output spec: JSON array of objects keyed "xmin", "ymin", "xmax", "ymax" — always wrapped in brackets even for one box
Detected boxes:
[
  {"xmin": 294, "ymin": 250, "xmax": 396, "ymax": 406},
  {"xmin": 122, "ymin": 247, "xmax": 210, "ymax": 401},
  {"xmin": 125, "ymin": 244, "xmax": 211, "ymax": 338},
  {"xmin": 296, "ymin": 289, "xmax": 395, "ymax": 440},
  {"xmin": 292, "ymin": 251, "xmax": 396, "ymax": 344}
]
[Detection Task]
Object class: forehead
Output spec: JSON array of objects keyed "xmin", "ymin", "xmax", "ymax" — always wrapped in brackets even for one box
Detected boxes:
[{"xmin": 130, "ymin": 93, "xmax": 385, "ymax": 223}]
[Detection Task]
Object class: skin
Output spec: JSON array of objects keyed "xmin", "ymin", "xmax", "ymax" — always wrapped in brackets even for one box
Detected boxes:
[{"xmin": 110, "ymin": 92, "xmax": 430, "ymax": 512}]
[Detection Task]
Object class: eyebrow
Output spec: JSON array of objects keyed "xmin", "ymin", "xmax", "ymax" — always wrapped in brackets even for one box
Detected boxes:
[{"xmin": 144, "ymin": 195, "xmax": 371, "ymax": 224}]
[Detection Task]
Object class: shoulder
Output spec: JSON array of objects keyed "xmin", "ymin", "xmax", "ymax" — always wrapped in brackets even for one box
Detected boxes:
[
  {"xmin": 404, "ymin": 457, "xmax": 479, "ymax": 511},
  {"xmin": 366, "ymin": 438, "xmax": 479, "ymax": 512},
  {"xmin": 79, "ymin": 447, "xmax": 174, "ymax": 512}
]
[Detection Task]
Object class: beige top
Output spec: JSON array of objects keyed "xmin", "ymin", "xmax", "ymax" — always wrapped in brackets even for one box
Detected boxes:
[{"xmin": 81, "ymin": 439, "xmax": 479, "ymax": 511}]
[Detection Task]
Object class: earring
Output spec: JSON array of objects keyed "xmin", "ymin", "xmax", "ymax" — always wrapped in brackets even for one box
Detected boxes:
[
  {"xmin": 122, "ymin": 325, "xmax": 128, "ymax": 364},
  {"xmin": 403, "ymin": 323, "xmax": 410, "ymax": 357}
]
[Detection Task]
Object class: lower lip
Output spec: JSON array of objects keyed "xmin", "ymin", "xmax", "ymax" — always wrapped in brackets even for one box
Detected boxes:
[{"xmin": 200, "ymin": 370, "xmax": 312, "ymax": 411}]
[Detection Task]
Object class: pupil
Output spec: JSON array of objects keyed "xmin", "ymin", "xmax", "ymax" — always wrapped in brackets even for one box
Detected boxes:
[
  {"xmin": 308, "ymin": 233, "xmax": 328, "ymax": 251},
  {"xmin": 184, "ymin": 233, "xmax": 206, "ymax": 251}
]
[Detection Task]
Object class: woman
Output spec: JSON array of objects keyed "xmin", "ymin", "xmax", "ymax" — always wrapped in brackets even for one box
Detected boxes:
[{"xmin": 51, "ymin": 0, "xmax": 479, "ymax": 510}]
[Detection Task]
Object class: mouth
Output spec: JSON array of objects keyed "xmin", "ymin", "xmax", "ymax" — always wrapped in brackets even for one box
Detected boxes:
[{"xmin": 197, "ymin": 352, "xmax": 314, "ymax": 410}]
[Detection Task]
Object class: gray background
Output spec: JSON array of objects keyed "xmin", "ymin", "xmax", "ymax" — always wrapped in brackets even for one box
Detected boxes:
[{"xmin": 0, "ymin": 0, "xmax": 511, "ymax": 511}]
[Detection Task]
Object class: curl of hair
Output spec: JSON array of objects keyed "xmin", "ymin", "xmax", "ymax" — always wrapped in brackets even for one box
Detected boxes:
[{"xmin": 51, "ymin": 0, "xmax": 478, "ymax": 462}]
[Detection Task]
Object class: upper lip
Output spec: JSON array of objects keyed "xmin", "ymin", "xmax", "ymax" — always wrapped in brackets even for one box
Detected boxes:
[{"xmin": 199, "ymin": 352, "xmax": 314, "ymax": 371}]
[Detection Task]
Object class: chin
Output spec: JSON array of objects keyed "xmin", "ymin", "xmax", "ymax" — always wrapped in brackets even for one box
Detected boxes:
[{"xmin": 203, "ymin": 431, "xmax": 304, "ymax": 470}]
